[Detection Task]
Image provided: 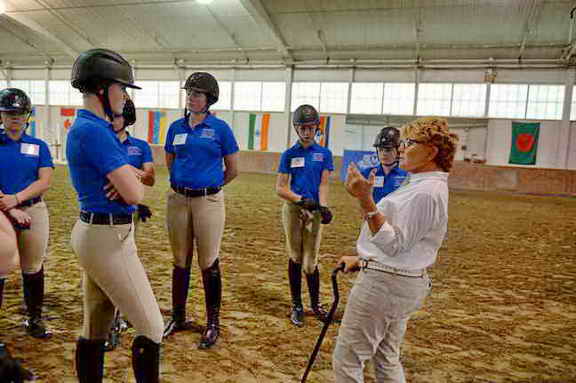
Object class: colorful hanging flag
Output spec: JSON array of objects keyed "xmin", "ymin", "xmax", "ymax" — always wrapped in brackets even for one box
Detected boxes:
[
  {"xmin": 147, "ymin": 110, "xmax": 168, "ymax": 144},
  {"xmin": 61, "ymin": 107, "xmax": 76, "ymax": 130},
  {"xmin": 509, "ymin": 122, "xmax": 540, "ymax": 165},
  {"xmin": 315, "ymin": 116, "xmax": 331, "ymax": 147},
  {"xmin": 28, "ymin": 107, "xmax": 36, "ymax": 137},
  {"xmin": 248, "ymin": 113, "xmax": 270, "ymax": 151}
]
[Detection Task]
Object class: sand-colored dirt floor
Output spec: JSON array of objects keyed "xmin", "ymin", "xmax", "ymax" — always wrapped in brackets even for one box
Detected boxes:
[{"xmin": 0, "ymin": 166, "xmax": 574, "ymax": 382}]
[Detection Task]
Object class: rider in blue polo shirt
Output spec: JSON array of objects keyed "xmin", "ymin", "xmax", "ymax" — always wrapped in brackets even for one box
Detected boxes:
[
  {"xmin": 276, "ymin": 104, "xmax": 334, "ymax": 327},
  {"xmin": 66, "ymin": 49, "xmax": 163, "ymax": 382},
  {"xmin": 163, "ymin": 72, "xmax": 239, "ymax": 350},
  {"xmin": 0, "ymin": 88, "xmax": 54, "ymax": 340},
  {"xmin": 362, "ymin": 127, "xmax": 408, "ymax": 203},
  {"xmin": 104, "ymin": 98, "xmax": 155, "ymax": 352}
]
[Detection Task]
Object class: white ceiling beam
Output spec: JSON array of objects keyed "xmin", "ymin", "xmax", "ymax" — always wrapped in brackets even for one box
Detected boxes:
[
  {"xmin": 302, "ymin": 0, "xmax": 328, "ymax": 57},
  {"xmin": 203, "ymin": 5, "xmax": 249, "ymax": 61},
  {"xmin": 237, "ymin": 0, "xmax": 292, "ymax": 61},
  {"xmin": 414, "ymin": 8, "xmax": 423, "ymax": 60},
  {"xmin": 114, "ymin": 4, "xmax": 168, "ymax": 51},
  {"xmin": 518, "ymin": 0, "xmax": 543, "ymax": 60},
  {"xmin": 3, "ymin": 8, "xmax": 79, "ymax": 58},
  {"xmin": 0, "ymin": 15, "xmax": 54, "ymax": 60},
  {"xmin": 33, "ymin": 0, "xmax": 97, "ymax": 48}
]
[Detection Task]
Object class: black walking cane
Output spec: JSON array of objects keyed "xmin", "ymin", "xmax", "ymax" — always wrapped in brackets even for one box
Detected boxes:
[{"xmin": 301, "ymin": 263, "xmax": 345, "ymax": 383}]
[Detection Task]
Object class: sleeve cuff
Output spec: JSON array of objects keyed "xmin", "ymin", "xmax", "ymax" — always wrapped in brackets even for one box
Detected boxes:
[{"xmin": 369, "ymin": 221, "xmax": 396, "ymax": 248}]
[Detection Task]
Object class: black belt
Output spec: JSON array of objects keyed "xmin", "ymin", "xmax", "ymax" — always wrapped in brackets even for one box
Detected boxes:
[
  {"xmin": 79, "ymin": 211, "xmax": 133, "ymax": 225},
  {"xmin": 19, "ymin": 197, "xmax": 42, "ymax": 208},
  {"xmin": 171, "ymin": 185, "xmax": 221, "ymax": 198}
]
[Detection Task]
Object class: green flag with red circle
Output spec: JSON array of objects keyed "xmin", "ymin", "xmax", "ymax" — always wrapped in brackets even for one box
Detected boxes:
[{"xmin": 509, "ymin": 122, "xmax": 539, "ymax": 165}]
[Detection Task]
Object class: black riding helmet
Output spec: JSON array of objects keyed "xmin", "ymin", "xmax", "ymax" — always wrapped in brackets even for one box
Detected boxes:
[
  {"xmin": 0, "ymin": 88, "xmax": 32, "ymax": 114},
  {"xmin": 0, "ymin": 88, "xmax": 33, "ymax": 137},
  {"xmin": 293, "ymin": 104, "xmax": 320, "ymax": 127},
  {"xmin": 374, "ymin": 126, "xmax": 400, "ymax": 149},
  {"xmin": 71, "ymin": 48, "xmax": 140, "ymax": 121},
  {"xmin": 122, "ymin": 98, "xmax": 136, "ymax": 128},
  {"xmin": 182, "ymin": 72, "xmax": 219, "ymax": 106}
]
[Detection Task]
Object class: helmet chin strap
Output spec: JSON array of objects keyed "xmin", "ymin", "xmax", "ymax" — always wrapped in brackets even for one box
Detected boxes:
[{"xmin": 97, "ymin": 85, "xmax": 115, "ymax": 122}]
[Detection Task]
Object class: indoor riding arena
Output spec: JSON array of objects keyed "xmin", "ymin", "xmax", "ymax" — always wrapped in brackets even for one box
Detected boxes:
[{"xmin": 0, "ymin": 1, "xmax": 575, "ymax": 382}]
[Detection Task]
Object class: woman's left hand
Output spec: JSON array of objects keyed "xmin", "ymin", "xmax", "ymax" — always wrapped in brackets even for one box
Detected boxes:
[
  {"xmin": 345, "ymin": 163, "xmax": 374, "ymax": 200},
  {"xmin": 0, "ymin": 194, "xmax": 19, "ymax": 211}
]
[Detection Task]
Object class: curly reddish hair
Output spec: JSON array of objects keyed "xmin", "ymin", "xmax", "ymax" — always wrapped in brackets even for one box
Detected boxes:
[{"xmin": 401, "ymin": 117, "xmax": 459, "ymax": 172}]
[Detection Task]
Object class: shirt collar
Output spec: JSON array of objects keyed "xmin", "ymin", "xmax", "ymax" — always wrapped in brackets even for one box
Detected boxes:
[
  {"xmin": 77, "ymin": 109, "xmax": 112, "ymax": 129},
  {"xmin": 295, "ymin": 141, "xmax": 318, "ymax": 151},
  {"xmin": 408, "ymin": 171, "xmax": 448, "ymax": 183},
  {"xmin": 121, "ymin": 132, "xmax": 134, "ymax": 145},
  {"xmin": 184, "ymin": 112, "xmax": 216, "ymax": 130}
]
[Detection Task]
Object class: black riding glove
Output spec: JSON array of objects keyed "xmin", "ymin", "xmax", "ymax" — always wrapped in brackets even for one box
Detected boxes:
[
  {"xmin": 137, "ymin": 204, "xmax": 152, "ymax": 223},
  {"xmin": 319, "ymin": 206, "xmax": 333, "ymax": 225},
  {"xmin": 295, "ymin": 198, "xmax": 320, "ymax": 212}
]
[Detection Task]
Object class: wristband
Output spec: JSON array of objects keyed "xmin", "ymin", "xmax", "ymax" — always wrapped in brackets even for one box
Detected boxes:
[{"xmin": 364, "ymin": 210, "xmax": 379, "ymax": 220}]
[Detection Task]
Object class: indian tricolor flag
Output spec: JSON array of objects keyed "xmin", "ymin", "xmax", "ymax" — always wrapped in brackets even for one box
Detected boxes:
[
  {"xmin": 147, "ymin": 110, "xmax": 168, "ymax": 144},
  {"xmin": 315, "ymin": 116, "xmax": 331, "ymax": 147},
  {"xmin": 248, "ymin": 113, "xmax": 270, "ymax": 151}
]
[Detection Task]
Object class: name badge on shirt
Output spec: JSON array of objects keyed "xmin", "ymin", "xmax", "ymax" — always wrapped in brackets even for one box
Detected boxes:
[
  {"xmin": 20, "ymin": 143, "xmax": 40, "ymax": 156},
  {"xmin": 373, "ymin": 176, "xmax": 384, "ymax": 188},
  {"xmin": 312, "ymin": 153, "xmax": 324, "ymax": 162},
  {"xmin": 200, "ymin": 129, "xmax": 215, "ymax": 139},
  {"xmin": 127, "ymin": 146, "xmax": 142, "ymax": 156},
  {"xmin": 291, "ymin": 157, "xmax": 305, "ymax": 168},
  {"xmin": 173, "ymin": 133, "xmax": 188, "ymax": 145}
]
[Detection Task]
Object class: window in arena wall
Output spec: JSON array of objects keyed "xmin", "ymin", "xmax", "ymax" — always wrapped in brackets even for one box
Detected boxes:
[
  {"xmin": 451, "ymin": 83, "xmax": 487, "ymax": 117},
  {"xmin": 158, "ymin": 81, "xmax": 180, "ymax": 109},
  {"xmin": 234, "ymin": 81, "xmax": 262, "ymax": 111},
  {"xmin": 10, "ymin": 80, "xmax": 47, "ymax": 105},
  {"xmin": 211, "ymin": 81, "xmax": 232, "ymax": 111},
  {"xmin": 350, "ymin": 83, "xmax": 384, "ymax": 114},
  {"xmin": 261, "ymin": 82, "xmax": 286, "ymax": 112},
  {"xmin": 526, "ymin": 85, "xmax": 564, "ymax": 120},
  {"xmin": 291, "ymin": 82, "xmax": 321, "ymax": 112},
  {"xmin": 570, "ymin": 86, "xmax": 576, "ymax": 121},
  {"xmin": 488, "ymin": 84, "xmax": 528, "ymax": 119},
  {"xmin": 48, "ymin": 81, "xmax": 70, "ymax": 106},
  {"xmin": 135, "ymin": 81, "xmax": 160, "ymax": 108},
  {"xmin": 417, "ymin": 83, "xmax": 452, "ymax": 116},
  {"xmin": 320, "ymin": 82, "xmax": 349, "ymax": 114},
  {"xmin": 383, "ymin": 83, "xmax": 415, "ymax": 115}
]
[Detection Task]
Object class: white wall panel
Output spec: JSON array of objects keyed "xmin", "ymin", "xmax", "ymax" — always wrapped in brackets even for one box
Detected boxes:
[{"xmin": 354, "ymin": 70, "xmax": 415, "ymax": 83}]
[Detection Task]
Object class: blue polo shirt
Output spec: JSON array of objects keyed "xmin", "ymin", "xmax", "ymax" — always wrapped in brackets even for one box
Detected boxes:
[
  {"xmin": 66, "ymin": 109, "xmax": 135, "ymax": 215},
  {"xmin": 164, "ymin": 114, "xmax": 239, "ymax": 189},
  {"xmin": 121, "ymin": 133, "xmax": 153, "ymax": 169},
  {"xmin": 278, "ymin": 142, "xmax": 334, "ymax": 203},
  {"xmin": 361, "ymin": 165, "xmax": 408, "ymax": 203},
  {"xmin": 0, "ymin": 131, "xmax": 53, "ymax": 195}
]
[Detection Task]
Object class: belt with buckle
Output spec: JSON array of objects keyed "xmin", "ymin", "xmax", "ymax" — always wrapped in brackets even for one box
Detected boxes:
[
  {"xmin": 19, "ymin": 197, "xmax": 42, "ymax": 208},
  {"xmin": 171, "ymin": 185, "xmax": 221, "ymax": 198},
  {"xmin": 79, "ymin": 211, "xmax": 133, "ymax": 225},
  {"xmin": 361, "ymin": 259, "xmax": 425, "ymax": 278}
]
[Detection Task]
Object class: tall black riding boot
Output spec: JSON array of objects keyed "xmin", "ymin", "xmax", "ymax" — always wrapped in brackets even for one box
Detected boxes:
[
  {"xmin": 306, "ymin": 266, "xmax": 329, "ymax": 322},
  {"xmin": 288, "ymin": 259, "xmax": 304, "ymax": 327},
  {"xmin": 22, "ymin": 267, "xmax": 51, "ymax": 338},
  {"xmin": 132, "ymin": 335, "xmax": 160, "ymax": 383},
  {"xmin": 163, "ymin": 265, "xmax": 192, "ymax": 337},
  {"xmin": 199, "ymin": 259, "xmax": 221, "ymax": 349},
  {"xmin": 75, "ymin": 337, "xmax": 105, "ymax": 383}
]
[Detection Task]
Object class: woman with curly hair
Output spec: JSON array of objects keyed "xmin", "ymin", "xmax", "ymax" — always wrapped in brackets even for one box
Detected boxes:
[{"xmin": 334, "ymin": 117, "xmax": 459, "ymax": 383}]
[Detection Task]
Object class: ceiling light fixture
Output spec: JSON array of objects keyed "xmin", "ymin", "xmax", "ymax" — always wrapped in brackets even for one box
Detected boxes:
[{"xmin": 197, "ymin": 0, "xmax": 214, "ymax": 4}]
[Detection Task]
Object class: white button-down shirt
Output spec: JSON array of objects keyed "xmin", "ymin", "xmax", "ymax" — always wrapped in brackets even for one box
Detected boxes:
[{"xmin": 356, "ymin": 171, "xmax": 449, "ymax": 271}]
